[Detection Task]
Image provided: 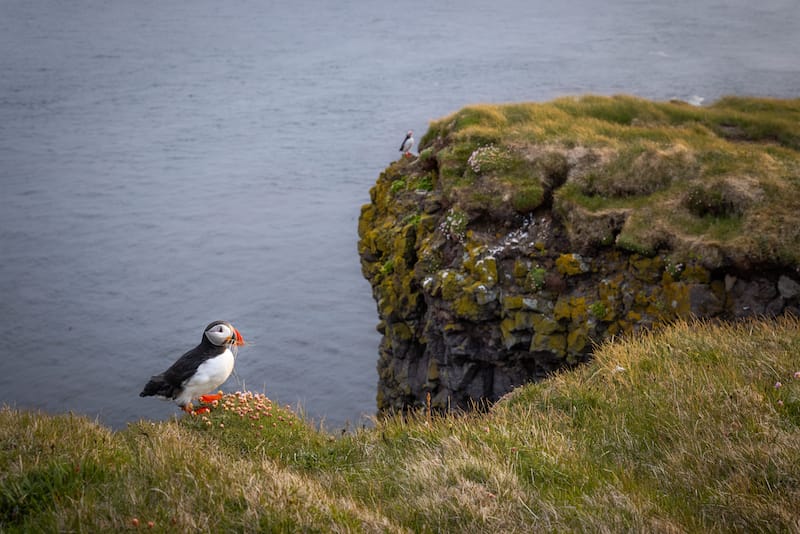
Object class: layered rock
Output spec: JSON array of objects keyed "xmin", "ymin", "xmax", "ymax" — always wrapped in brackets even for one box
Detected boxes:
[{"xmin": 358, "ymin": 95, "xmax": 800, "ymax": 413}]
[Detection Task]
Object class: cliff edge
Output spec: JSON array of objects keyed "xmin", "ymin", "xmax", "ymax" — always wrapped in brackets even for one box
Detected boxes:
[{"xmin": 358, "ymin": 95, "xmax": 800, "ymax": 413}]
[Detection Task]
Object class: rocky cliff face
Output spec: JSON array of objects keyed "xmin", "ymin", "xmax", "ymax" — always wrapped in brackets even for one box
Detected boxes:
[{"xmin": 358, "ymin": 95, "xmax": 800, "ymax": 414}]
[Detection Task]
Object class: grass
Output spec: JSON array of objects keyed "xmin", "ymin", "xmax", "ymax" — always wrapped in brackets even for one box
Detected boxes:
[
  {"xmin": 3, "ymin": 316, "xmax": 800, "ymax": 532},
  {"xmin": 417, "ymin": 95, "xmax": 800, "ymax": 267}
]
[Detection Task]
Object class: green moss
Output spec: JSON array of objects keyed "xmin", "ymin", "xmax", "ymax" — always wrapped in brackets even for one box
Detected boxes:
[
  {"xmin": 503, "ymin": 295, "xmax": 525, "ymax": 311},
  {"xmin": 567, "ymin": 327, "xmax": 589, "ymax": 354},
  {"xmin": 554, "ymin": 298, "xmax": 572, "ymax": 321},
  {"xmin": 556, "ymin": 254, "xmax": 589, "ymax": 276},
  {"xmin": 473, "ymin": 256, "xmax": 498, "ymax": 286},
  {"xmin": 513, "ymin": 260, "xmax": 531, "ymax": 280},
  {"xmin": 402, "ymin": 213, "xmax": 422, "ymax": 227},
  {"xmin": 438, "ymin": 271, "xmax": 463, "ymax": 301},
  {"xmin": 412, "ymin": 173, "xmax": 435, "ymax": 192},
  {"xmin": 526, "ymin": 265, "xmax": 547, "ymax": 291},
  {"xmin": 681, "ymin": 264, "xmax": 711, "ymax": 284},
  {"xmin": 532, "ymin": 314, "xmax": 561, "ymax": 335},
  {"xmin": 626, "ymin": 310, "xmax": 643, "ymax": 322},
  {"xmin": 437, "ymin": 141, "xmax": 482, "ymax": 184},
  {"xmin": 630, "ymin": 255, "xmax": 664, "ymax": 283},
  {"xmin": 380, "ymin": 258, "xmax": 395, "ymax": 275},
  {"xmin": 663, "ymin": 282, "xmax": 692, "ymax": 318},
  {"xmin": 511, "ymin": 185, "xmax": 545, "ymax": 213},
  {"xmin": 453, "ymin": 294, "xmax": 481, "ymax": 320},
  {"xmin": 569, "ymin": 297, "xmax": 588, "ymax": 322},
  {"xmin": 389, "ymin": 322, "xmax": 413, "ymax": 341},
  {"xmin": 501, "ymin": 312, "xmax": 535, "ymax": 346},
  {"xmin": 589, "ymin": 302, "xmax": 608, "ymax": 319},
  {"xmin": 616, "ymin": 229, "xmax": 657, "ymax": 257},
  {"xmin": 390, "ymin": 179, "xmax": 406, "ymax": 194},
  {"xmin": 598, "ymin": 275, "xmax": 622, "ymax": 301},
  {"xmin": 531, "ymin": 332, "xmax": 567, "ymax": 354}
]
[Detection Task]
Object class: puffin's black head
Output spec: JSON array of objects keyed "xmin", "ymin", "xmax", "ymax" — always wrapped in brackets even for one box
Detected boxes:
[{"xmin": 202, "ymin": 320, "xmax": 245, "ymax": 347}]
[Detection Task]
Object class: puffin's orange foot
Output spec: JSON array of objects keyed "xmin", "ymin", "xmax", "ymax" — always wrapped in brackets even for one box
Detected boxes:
[
  {"xmin": 193, "ymin": 407, "xmax": 210, "ymax": 415},
  {"xmin": 200, "ymin": 392, "xmax": 223, "ymax": 403}
]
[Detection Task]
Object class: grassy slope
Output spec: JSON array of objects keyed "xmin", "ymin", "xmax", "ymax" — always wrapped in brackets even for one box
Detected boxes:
[{"xmin": 2, "ymin": 316, "xmax": 799, "ymax": 532}]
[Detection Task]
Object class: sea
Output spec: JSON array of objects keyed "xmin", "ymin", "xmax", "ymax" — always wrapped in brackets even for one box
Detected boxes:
[{"xmin": 1, "ymin": 0, "xmax": 798, "ymax": 430}]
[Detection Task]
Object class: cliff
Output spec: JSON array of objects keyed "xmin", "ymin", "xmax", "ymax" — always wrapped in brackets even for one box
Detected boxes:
[{"xmin": 358, "ymin": 95, "xmax": 800, "ymax": 413}]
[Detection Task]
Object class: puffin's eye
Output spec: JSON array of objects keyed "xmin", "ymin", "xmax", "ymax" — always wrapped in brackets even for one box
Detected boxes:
[{"xmin": 204, "ymin": 323, "xmax": 232, "ymax": 345}]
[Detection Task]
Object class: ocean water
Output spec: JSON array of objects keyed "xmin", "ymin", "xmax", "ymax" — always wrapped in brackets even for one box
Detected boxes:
[{"xmin": 1, "ymin": 0, "xmax": 798, "ymax": 430}]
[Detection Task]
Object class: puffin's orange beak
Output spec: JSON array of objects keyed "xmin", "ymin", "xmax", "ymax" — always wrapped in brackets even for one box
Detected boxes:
[{"xmin": 233, "ymin": 328, "xmax": 245, "ymax": 346}]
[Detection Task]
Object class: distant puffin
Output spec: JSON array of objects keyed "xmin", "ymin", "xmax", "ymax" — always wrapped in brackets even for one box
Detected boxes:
[
  {"xmin": 140, "ymin": 320, "xmax": 245, "ymax": 412},
  {"xmin": 399, "ymin": 130, "xmax": 414, "ymax": 157}
]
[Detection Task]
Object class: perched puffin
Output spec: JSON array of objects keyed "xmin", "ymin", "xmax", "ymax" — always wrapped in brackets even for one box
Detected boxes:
[
  {"xmin": 140, "ymin": 320, "xmax": 245, "ymax": 412},
  {"xmin": 399, "ymin": 130, "xmax": 414, "ymax": 157}
]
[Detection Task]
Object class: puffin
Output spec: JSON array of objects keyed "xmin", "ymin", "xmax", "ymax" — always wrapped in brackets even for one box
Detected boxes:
[
  {"xmin": 140, "ymin": 320, "xmax": 245, "ymax": 412},
  {"xmin": 399, "ymin": 130, "xmax": 414, "ymax": 157}
]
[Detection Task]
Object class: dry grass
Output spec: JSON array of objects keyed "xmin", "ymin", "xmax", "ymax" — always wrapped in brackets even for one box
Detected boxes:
[{"xmin": 3, "ymin": 317, "xmax": 800, "ymax": 532}]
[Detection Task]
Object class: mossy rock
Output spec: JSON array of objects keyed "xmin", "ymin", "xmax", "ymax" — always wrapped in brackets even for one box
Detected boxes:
[
  {"xmin": 473, "ymin": 257, "xmax": 498, "ymax": 286},
  {"xmin": 630, "ymin": 255, "xmax": 665, "ymax": 283},
  {"xmin": 503, "ymin": 295, "xmax": 526, "ymax": 312},
  {"xmin": 512, "ymin": 259, "xmax": 530, "ymax": 280},
  {"xmin": 360, "ymin": 94, "xmax": 800, "ymax": 418},
  {"xmin": 681, "ymin": 264, "xmax": 711, "ymax": 284},
  {"xmin": 663, "ymin": 282, "xmax": 693, "ymax": 318},
  {"xmin": 531, "ymin": 314, "xmax": 561, "ymax": 335},
  {"xmin": 598, "ymin": 276, "xmax": 623, "ymax": 301},
  {"xmin": 567, "ymin": 327, "xmax": 589, "ymax": 354},
  {"xmin": 501, "ymin": 311, "xmax": 536, "ymax": 349},
  {"xmin": 521, "ymin": 297, "xmax": 554, "ymax": 314},
  {"xmin": 470, "ymin": 282, "xmax": 499, "ymax": 306},
  {"xmin": 438, "ymin": 270, "xmax": 467, "ymax": 301},
  {"xmin": 555, "ymin": 253, "xmax": 590, "ymax": 276},
  {"xmin": 452, "ymin": 294, "xmax": 482, "ymax": 320},
  {"xmin": 553, "ymin": 298, "xmax": 573, "ymax": 321},
  {"xmin": 388, "ymin": 322, "xmax": 414, "ymax": 341},
  {"xmin": 531, "ymin": 332, "xmax": 567, "ymax": 354}
]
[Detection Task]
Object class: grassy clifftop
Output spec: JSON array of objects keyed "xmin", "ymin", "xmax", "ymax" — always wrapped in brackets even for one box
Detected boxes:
[
  {"xmin": 359, "ymin": 95, "xmax": 800, "ymax": 414},
  {"xmin": 416, "ymin": 95, "xmax": 800, "ymax": 267},
  {"xmin": 3, "ymin": 317, "xmax": 800, "ymax": 532}
]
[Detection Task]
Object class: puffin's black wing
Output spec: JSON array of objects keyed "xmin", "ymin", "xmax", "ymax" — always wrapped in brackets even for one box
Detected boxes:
[
  {"xmin": 399, "ymin": 134, "xmax": 409, "ymax": 151},
  {"xmin": 139, "ymin": 343, "xmax": 225, "ymax": 399}
]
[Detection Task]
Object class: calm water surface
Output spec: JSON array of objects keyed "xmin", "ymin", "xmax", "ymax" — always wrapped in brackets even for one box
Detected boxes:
[{"xmin": 1, "ymin": 0, "xmax": 798, "ymax": 429}]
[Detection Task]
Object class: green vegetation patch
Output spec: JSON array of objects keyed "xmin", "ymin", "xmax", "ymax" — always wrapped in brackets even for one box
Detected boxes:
[
  {"xmin": 417, "ymin": 95, "xmax": 800, "ymax": 267},
  {"xmin": 3, "ymin": 317, "xmax": 800, "ymax": 531}
]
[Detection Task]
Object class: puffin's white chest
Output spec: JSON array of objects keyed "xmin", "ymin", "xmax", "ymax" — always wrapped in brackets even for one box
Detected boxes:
[{"xmin": 176, "ymin": 349, "xmax": 235, "ymax": 404}]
